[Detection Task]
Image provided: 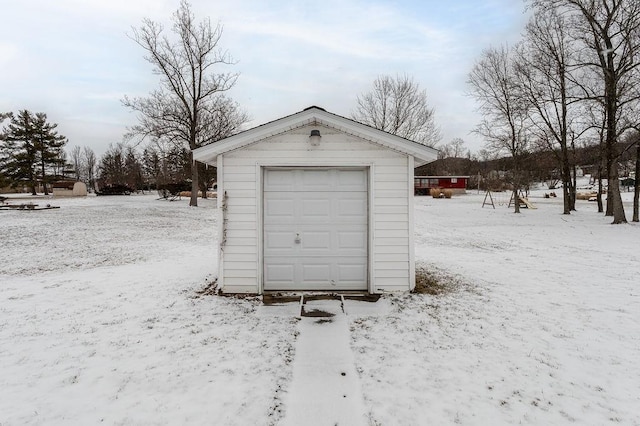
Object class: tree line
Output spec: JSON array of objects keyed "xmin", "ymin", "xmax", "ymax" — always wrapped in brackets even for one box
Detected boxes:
[
  {"xmin": 2, "ymin": 2, "xmax": 442, "ymax": 202},
  {"xmin": 122, "ymin": 1, "xmax": 443, "ymax": 207},
  {"xmin": 0, "ymin": 112, "xmax": 204, "ymax": 195},
  {"xmin": 3, "ymin": 0, "xmax": 638, "ymax": 225},
  {"xmin": 418, "ymin": 134, "xmax": 639, "ymax": 191},
  {"xmin": 467, "ymin": 0, "xmax": 640, "ymax": 223},
  {"xmin": 92, "ymin": 141, "xmax": 215, "ymax": 196}
]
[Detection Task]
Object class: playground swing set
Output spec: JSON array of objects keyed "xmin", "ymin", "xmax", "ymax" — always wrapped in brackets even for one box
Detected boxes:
[{"xmin": 482, "ymin": 190, "xmax": 537, "ymax": 210}]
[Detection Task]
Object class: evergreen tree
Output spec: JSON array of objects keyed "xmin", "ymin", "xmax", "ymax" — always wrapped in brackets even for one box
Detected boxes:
[
  {"xmin": 2, "ymin": 111, "xmax": 39, "ymax": 194},
  {"xmin": 32, "ymin": 112, "xmax": 67, "ymax": 195},
  {"xmin": 141, "ymin": 146, "xmax": 163, "ymax": 189},
  {"xmin": 124, "ymin": 146, "xmax": 144, "ymax": 190},
  {"xmin": 0, "ymin": 112, "xmax": 13, "ymax": 188},
  {"xmin": 98, "ymin": 144, "xmax": 127, "ymax": 188},
  {"xmin": 98, "ymin": 144, "xmax": 145, "ymax": 191},
  {"xmin": 1, "ymin": 110, "xmax": 67, "ymax": 194}
]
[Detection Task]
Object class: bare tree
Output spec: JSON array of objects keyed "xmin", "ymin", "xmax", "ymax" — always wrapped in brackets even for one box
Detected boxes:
[
  {"xmin": 438, "ymin": 137, "xmax": 466, "ymax": 160},
  {"xmin": 69, "ymin": 146, "xmax": 84, "ymax": 181},
  {"xmin": 585, "ymin": 105, "xmax": 608, "ymax": 213},
  {"xmin": 531, "ymin": 0, "xmax": 640, "ymax": 223},
  {"xmin": 634, "ymin": 138, "xmax": 640, "ymax": 222},
  {"xmin": 515, "ymin": 7, "xmax": 584, "ymax": 214},
  {"xmin": 123, "ymin": 0, "xmax": 246, "ymax": 206},
  {"xmin": 352, "ymin": 74, "xmax": 441, "ymax": 146},
  {"xmin": 83, "ymin": 147, "xmax": 97, "ymax": 192},
  {"xmin": 67, "ymin": 145, "xmax": 98, "ymax": 191},
  {"xmin": 468, "ymin": 45, "xmax": 530, "ymax": 213}
]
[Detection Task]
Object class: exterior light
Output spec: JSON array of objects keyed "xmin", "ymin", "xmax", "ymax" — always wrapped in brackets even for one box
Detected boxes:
[{"xmin": 309, "ymin": 129, "xmax": 321, "ymax": 146}]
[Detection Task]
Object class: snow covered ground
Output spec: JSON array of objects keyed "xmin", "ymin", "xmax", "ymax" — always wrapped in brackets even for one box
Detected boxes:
[{"xmin": 1, "ymin": 186, "xmax": 638, "ymax": 425}]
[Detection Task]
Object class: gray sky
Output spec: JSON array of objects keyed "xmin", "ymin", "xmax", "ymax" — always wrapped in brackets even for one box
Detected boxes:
[{"xmin": 0, "ymin": 0, "xmax": 529, "ymax": 157}]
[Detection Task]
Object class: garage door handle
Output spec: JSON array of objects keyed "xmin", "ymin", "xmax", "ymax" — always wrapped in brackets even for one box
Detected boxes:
[{"xmin": 295, "ymin": 233, "xmax": 301, "ymax": 244}]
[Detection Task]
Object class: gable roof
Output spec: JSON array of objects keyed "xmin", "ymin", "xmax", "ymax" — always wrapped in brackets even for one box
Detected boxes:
[{"xmin": 192, "ymin": 106, "xmax": 439, "ymax": 167}]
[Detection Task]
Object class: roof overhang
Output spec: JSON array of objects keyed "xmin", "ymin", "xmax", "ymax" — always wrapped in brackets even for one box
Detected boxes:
[{"xmin": 193, "ymin": 106, "xmax": 439, "ymax": 167}]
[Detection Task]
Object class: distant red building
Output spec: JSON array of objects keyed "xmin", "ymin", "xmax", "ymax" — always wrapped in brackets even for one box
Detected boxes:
[{"xmin": 414, "ymin": 176, "xmax": 469, "ymax": 195}]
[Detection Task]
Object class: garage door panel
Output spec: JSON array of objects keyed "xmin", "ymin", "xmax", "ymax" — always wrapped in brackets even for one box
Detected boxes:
[
  {"xmin": 337, "ymin": 230, "xmax": 367, "ymax": 250},
  {"xmin": 301, "ymin": 198, "xmax": 330, "ymax": 218},
  {"xmin": 337, "ymin": 263, "xmax": 368, "ymax": 281},
  {"xmin": 263, "ymin": 168, "xmax": 368, "ymax": 291},
  {"xmin": 264, "ymin": 169, "xmax": 297, "ymax": 191},
  {"xmin": 264, "ymin": 198, "xmax": 296, "ymax": 221},
  {"xmin": 265, "ymin": 231, "xmax": 296, "ymax": 249},
  {"xmin": 302, "ymin": 263, "xmax": 332, "ymax": 281},
  {"xmin": 338, "ymin": 169, "xmax": 368, "ymax": 190},
  {"xmin": 300, "ymin": 231, "xmax": 331, "ymax": 250},
  {"xmin": 302, "ymin": 170, "xmax": 331, "ymax": 190},
  {"xmin": 264, "ymin": 263, "xmax": 295, "ymax": 283},
  {"xmin": 337, "ymin": 198, "xmax": 368, "ymax": 218}
]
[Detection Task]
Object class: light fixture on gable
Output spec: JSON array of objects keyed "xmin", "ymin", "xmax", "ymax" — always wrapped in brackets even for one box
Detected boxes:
[{"xmin": 309, "ymin": 129, "xmax": 321, "ymax": 146}]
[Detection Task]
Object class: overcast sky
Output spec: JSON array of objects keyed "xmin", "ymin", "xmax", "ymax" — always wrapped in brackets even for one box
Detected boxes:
[{"xmin": 0, "ymin": 0, "xmax": 529, "ymax": 157}]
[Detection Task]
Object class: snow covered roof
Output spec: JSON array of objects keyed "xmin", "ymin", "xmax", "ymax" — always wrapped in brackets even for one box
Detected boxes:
[{"xmin": 193, "ymin": 106, "xmax": 439, "ymax": 167}]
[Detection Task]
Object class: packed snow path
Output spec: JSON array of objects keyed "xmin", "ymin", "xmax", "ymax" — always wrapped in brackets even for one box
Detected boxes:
[{"xmin": 281, "ymin": 299, "xmax": 368, "ymax": 426}]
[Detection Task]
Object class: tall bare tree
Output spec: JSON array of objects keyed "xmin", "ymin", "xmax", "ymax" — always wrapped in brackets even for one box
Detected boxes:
[
  {"xmin": 123, "ymin": 0, "xmax": 246, "ymax": 206},
  {"xmin": 69, "ymin": 145, "xmax": 84, "ymax": 181},
  {"xmin": 515, "ymin": 8, "xmax": 583, "ymax": 214},
  {"xmin": 468, "ymin": 45, "xmax": 530, "ymax": 213},
  {"xmin": 352, "ymin": 74, "xmax": 441, "ymax": 146},
  {"xmin": 531, "ymin": 0, "xmax": 640, "ymax": 223},
  {"xmin": 634, "ymin": 138, "xmax": 639, "ymax": 222},
  {"xmin": 83, "ymin": 146, "xmax": 97, "ymax": 192}
]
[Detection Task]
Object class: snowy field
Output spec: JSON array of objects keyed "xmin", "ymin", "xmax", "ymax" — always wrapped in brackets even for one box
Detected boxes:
[{"xmin": 1, "ymin": 186, "xmax": 639, "ymax": 425}]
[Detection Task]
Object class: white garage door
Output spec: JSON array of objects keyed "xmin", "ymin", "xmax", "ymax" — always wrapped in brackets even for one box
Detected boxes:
[{"xmin": 263, "ymin": 168, "xmax": 368, "ymax": 291}]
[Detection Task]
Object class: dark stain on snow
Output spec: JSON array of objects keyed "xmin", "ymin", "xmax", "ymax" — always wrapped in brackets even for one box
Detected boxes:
[{"xmin": 301, "ymin": 307, "xmax": 335, "ymax": 318}]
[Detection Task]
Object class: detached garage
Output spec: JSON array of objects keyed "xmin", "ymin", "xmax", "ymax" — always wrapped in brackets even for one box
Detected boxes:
[{"xmin": 193, "ymin": 106, "xmax": 437, "ymax": 294}]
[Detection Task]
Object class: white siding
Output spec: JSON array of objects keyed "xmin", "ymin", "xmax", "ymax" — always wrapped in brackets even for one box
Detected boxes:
[{"xmin": 218, "ymin": 124, "xmax": 413, "ymax": 293}]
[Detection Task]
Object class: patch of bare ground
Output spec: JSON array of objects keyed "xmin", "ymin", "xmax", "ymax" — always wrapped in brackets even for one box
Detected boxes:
[
  {"xmin": 193, "ymin": 277, "xmax": 218, "ymax": 297},
  {"xmin": 412, "ymin": 264, "xmax": 465, "ymax": 295}
]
